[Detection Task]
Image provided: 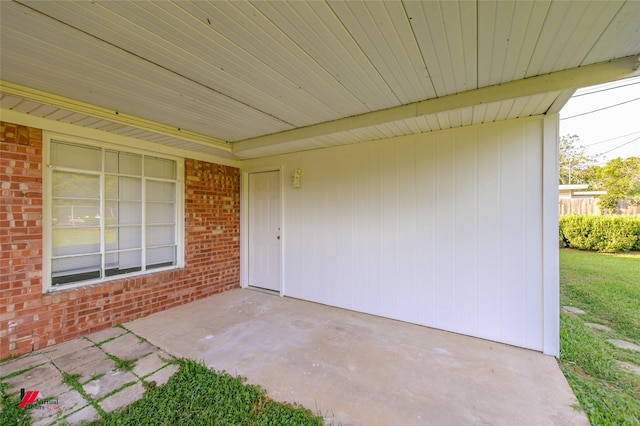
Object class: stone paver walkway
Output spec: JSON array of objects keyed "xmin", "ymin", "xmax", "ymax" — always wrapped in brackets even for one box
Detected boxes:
[
  {"xmin": 562, "ymin": 306, "xmax": 586, "ymax": 315},
  {"xmin": 584, "ymin": 322, "xmax": 612, "ymax": 331},
  {"xmin": 608, "ymin": 339, "xmax": 640, "ymax": 351},
  {"xmin": 562, "ymin": 305, "xmax": 640, "ymax": 377},
  {"xmin": 0, "ymin": 326, "xmax": 178, "ymax": 425}
]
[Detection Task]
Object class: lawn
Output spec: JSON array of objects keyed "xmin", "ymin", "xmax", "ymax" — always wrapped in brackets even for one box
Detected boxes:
[
  {"xmin": 0, "ymin": 359, "xmax": 325, "ymax": 426},
  {"xmin": 90, "ymin": 359, "xmax": 326, "ymax": 426},
  {"xmin": 559, "ymin": 248, "xmax": 640, "ymax": 425}
]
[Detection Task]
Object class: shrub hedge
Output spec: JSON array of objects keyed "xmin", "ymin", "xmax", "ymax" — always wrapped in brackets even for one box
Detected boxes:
[{"xmin": 559, "ymin": 215, "xmax": 640, "ymax": 252}]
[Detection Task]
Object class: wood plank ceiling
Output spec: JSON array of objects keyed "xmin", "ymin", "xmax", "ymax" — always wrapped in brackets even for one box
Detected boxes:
[{"xmin": 1, "ymin": 0, "xmax": 639, "ymax": 159}]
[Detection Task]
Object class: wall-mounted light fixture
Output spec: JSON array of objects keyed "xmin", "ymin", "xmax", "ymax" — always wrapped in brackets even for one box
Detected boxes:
[{"xmin": 292, "ymin": 168, "xmax": 303, "ymax": 188}]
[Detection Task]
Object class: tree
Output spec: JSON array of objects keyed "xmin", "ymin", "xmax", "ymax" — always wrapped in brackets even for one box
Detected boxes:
[
  {"xmin": 558, "ymin": 134, "xmax": 600, "ymax": 185},
  {"xmin": 590, "ymin": 157, "xmax": 640, "ymax": 213}
]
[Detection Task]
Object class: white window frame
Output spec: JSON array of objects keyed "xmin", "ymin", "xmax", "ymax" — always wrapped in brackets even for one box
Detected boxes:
[{"xmin": 42, "ymin": 132, "xmax": 184, "ymax": 293}]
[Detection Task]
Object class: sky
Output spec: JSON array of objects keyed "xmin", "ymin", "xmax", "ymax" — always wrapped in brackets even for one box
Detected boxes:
[{"xmin": 559, "ymin": 75, "xmax": 640, "ymax": 165}]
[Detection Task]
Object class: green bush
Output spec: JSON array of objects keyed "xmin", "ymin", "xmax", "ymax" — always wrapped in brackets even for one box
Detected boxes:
[{"xmin": 559, "ymin": 215, "xmax": 640, "ymax": 253}]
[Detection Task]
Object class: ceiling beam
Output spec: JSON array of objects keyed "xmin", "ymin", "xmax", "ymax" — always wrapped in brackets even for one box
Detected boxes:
[
  {"xmin": 0, "ymin": 81, "xmax": 231, "ymax": 153},
  {"xmin": 233, "ymin": 55, "xmax": 640, "ymax": 155},
  {"xmin": 546, "ymin": 89, "xmax": 577, "ymax": 115}
]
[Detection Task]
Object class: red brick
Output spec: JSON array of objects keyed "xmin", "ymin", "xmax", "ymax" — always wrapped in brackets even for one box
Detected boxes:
[{"xmin": 1, "ymin": 121, "xmax": 240, "ymax": 358}]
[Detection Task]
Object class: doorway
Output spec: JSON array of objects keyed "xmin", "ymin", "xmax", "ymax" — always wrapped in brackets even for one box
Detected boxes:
[{"xmin": 247, "ymin": 170, "xmax": 281, "ymax": 292}]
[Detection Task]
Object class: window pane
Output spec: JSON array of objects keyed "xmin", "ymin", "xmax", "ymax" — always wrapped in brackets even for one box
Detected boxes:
[
  {"xmin": 146, "ymin": 180, "xmax": 175, "ymax": 202},
  {"xmin": 146, "ymin": 225, "xmax": 175, "ymax": 246},
  {"xmin": 53, "ymin": 199, "xmax": 100, "ymax": 227},
  {"xmin": 106, "ymin": 150, "xmax": 141, "ymax": 175},
  {"xmin": 51, "ymin": 141, "xmax": 101, "ymax": 171},
  {"xmin": 105, "ymin": 201, "xmax": 142, "ymax": 225},
  {"xmin": 105, "ymin": 250, "xmax": 142, "ymax": 276},
  {"xmin": 48, "ymin": 140, "xmax": 181, "ymax": 288},
  {"xmin": 52, "ymin": 228, "xmax": 99, "ymax": 256},
  {"xmin": 105, "ymin": 176, "xmax": 142, "ymax": 200},
  {"xmin": 53, "ymin": 172, "xmax": 99, "ymax": 199},
  {"xmin": 105, "ymin": 226, "xmax": 141, "ymax": 251},
  {"xmin": 145, "ymin": 157, "xmax": 176, "ymax": 179},
  {"xmin": 52, "ymin": 254, "xmax": 101, "ymax": 285},
  {"xmin": 146, "ymin": 246, "xmax": 176, "ymax": 269},
  {"xmin": 147, "ymin": 202, "xmax": 174, "ymax": 224}
]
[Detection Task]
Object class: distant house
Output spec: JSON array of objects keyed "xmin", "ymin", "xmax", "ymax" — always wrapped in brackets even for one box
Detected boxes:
[
  {"xmin": 559, "ymin": 185, "xmax": 608, "ymax": 215},
  {"xmin": 559, "ymin": 184, "xmax": 606, "ymax": 200}
]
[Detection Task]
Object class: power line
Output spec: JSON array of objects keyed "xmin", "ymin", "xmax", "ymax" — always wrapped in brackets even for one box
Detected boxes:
[
  {"xmin": 584, "ymin": 130, "xmax": 640, "ymax": 147},
  {"xmin": 572, "ymin": 81, "xmax": 640, "ymax": 97},
  {"xmin": 577, "ymin": 76, "xmax": 640, "ymax": 92},
  {"xmin": 560, "ymin": 97, "xmax": 640, "ymax": 120},
  {"xmin": 599, "ymin": 136, "xmax": 640, "ymax": 155}
]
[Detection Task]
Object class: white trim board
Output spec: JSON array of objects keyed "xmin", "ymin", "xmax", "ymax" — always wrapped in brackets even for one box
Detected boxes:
[{"xmin": 1, "ymin": 108, "xmax": 239, "ymax": 168}]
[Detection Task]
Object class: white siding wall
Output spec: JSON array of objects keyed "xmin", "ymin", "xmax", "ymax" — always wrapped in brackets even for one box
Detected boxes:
[{"xmin": 242, "ymin": 117, "xmax": 545, "ymax": 351}]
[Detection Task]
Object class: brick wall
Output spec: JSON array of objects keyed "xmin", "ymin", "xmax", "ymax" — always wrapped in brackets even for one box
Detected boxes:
[{"xmin": 0, "ymin": 122, "xmax": 241, "ymax": 358}]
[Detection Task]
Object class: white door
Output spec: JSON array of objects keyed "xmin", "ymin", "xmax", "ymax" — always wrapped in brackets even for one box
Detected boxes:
[{"xmin": 248, "ymin": 171, "xmax": 281, "ymax": 291}]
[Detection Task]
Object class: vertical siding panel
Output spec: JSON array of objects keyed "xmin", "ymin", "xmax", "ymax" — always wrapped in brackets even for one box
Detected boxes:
[
  {"xmin": 291, "ymin": 157, "xmax": 306, "ymax": 299},
  {"xmin": 341, "ymin": 145, "xmax": 357, "ymax": 310},
  {"xmin": 365, "ymin": 142, "xmax": 384, "ymax": 313},
  {"xmin": 300, "ymin": 154, "xmax": 318, "ymax": 302},
  {"xmin": 454, "ymin": 130, "xmax": 478, "ymax": 335},
  {"xmin": 283, "ymin": 162, "xmax": 298, "ymax": 297},
  {"xmin": 397, "ymin": 137, "xmax": 418, "ymax": 323},
  {"xmin": 301, "ymin": 153, "xmax": 317, "ymax": 302},
  {"xmin": 433, "ymin": 132, "xmax": 456, "ymax": 328},
  {"xmin": 319, "ymin": 150, "xmax": 333, "ymax": 304},
  {"xmin": 293, "ymin": 155, "xmax": 308, "ymax": 301},
  {"xmin": 308, "ymin": 150, "xmax": 329, "ymax": 303},
  {"xmin": 290, "ymin": 160, "xmax": 306, "ymax": 298},
  {"xmin": 314, "ymin": 150, "xmax": 345, "ymax": 305},
  {"xmin": 381, "ymin": 140, "xmax": 400, "ymax": 317},
  {"xmin": 524, "ymin": 121, "xmax": 544, "ymax": 349},
  {"xmin": 499, "ymin": 123, "xmax": 527, "ymax": 347},
  {"xmin": 324, "ymin": 148, "xmax": 338, "ymax": 305},
  {"xmin": 351, "ymin": 143, "xmax": 370, "ymax": 313},
  {"xmin": 320, "ymin": 147, "xmax": 348, "ymax": 308},
  {"xmin": 415, "ymin": 135, "xmax": 437, "ymax": 326},
  {"xmin": 475, "ymin": 125, "xmax": 502, "ymax": 342}
]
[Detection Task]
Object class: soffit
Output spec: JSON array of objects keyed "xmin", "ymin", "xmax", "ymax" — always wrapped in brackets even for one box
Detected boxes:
[
  {"xmin": 0, "ymin": 92, "xmax": 236, "ymax": 159},
  {"xmin": 1, "ymin": 0, "xmax": 639, "ymax": 159}
]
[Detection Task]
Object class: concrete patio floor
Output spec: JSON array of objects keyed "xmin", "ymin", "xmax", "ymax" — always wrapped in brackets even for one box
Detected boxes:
[{"xmin": 124, "ymin": 288, "xmax": 588, "ymax": 426}]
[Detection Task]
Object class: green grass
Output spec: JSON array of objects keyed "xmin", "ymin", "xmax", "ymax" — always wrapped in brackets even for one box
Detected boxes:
[
  {"xmin": 62, "ymin": 371, "xmax": 107, "ymax": 418},
  {"xmin": 559, "ymin": 248, "xmax": 640, "ymax": 425},
  {"xmin": 91, "ymin": 359, "xmax": 325, "ymax": 426},
  {"xmin": 105, "ymin": 353, "xmax": 137, "ymax": 372},
  {"xmin": 0, "ymin": 383, "xmax": 31, "ymax": 426},
  {"xmin": 1, "ymin": 359, "xmax": 325, "ymax": 425}
]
